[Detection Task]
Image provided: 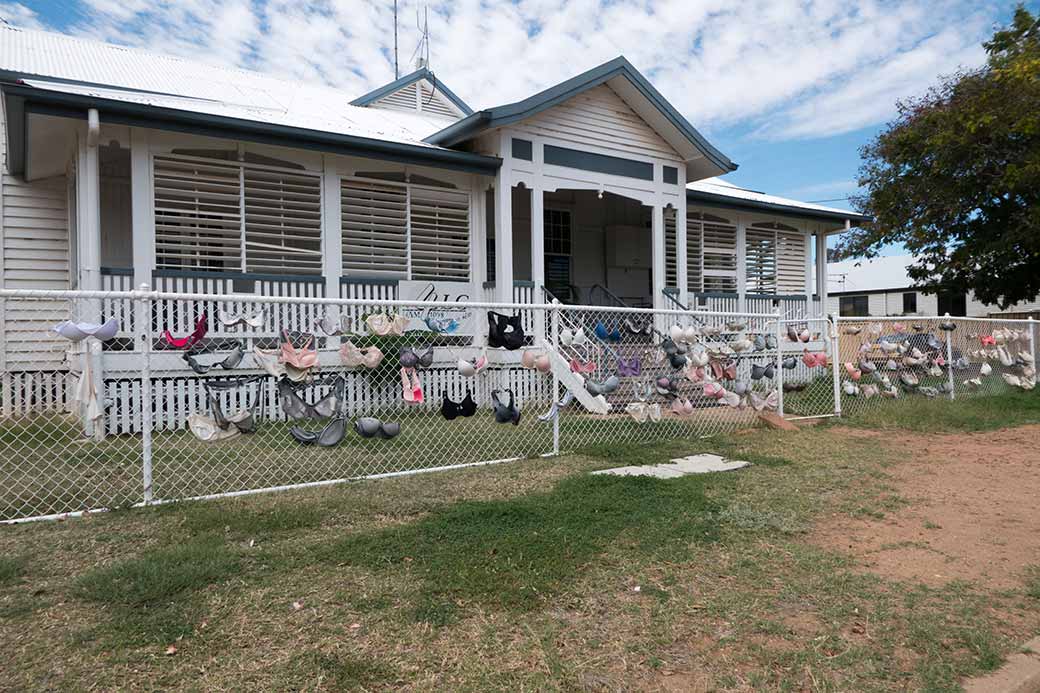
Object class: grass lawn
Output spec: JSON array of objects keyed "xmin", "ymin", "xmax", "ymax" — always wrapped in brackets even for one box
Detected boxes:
[{"xmin": 1, "ymin": 391, "xmax": 1039, "ymax": 690}]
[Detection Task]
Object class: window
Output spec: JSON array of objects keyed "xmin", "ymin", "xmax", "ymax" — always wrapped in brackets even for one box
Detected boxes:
[
  {"xmin": 902, "ymin": 292, "xmax": 917, "ymax": 314},
  {"xmin": 544, "ymin": 208, "xmax": 572, "ymax": 300},
  {"xmin": 840, "ymin": 295, "xmax": 869, "ymax": 317},
  {"xmin": 154, "ymin": 153, "xmax": 322, "ymax": 275}
]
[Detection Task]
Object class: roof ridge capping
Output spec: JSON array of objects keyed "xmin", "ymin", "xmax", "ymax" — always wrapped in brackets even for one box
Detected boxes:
[
  {"xmin": 423, "ymin": 56, "xmax": 737, "ymax": 175},
  {"xmin": 351, "ymin": 66, "xmax": 474, "ymax": 116}
]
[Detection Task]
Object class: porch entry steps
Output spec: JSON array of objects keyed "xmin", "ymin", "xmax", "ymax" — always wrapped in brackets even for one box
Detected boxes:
[{"xmin": 543, "ymin": 346, "xmax": 610, "ymax": 415}]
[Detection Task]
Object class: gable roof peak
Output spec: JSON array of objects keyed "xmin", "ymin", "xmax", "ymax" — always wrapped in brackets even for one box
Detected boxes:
[{"xmin": 350, "ymin": 67, "xmax": 473, "ymax": 116}]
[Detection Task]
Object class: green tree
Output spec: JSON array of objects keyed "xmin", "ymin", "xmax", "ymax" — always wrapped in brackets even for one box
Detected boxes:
[{"xmin": 840, "ymin": 7, "xmax": 1040, "ymax": 308}]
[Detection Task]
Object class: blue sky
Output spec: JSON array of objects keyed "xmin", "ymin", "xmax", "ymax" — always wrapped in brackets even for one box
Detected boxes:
[{"xmin": 4, "ymin": 0, "xmax": 1025, "ymax": 239}]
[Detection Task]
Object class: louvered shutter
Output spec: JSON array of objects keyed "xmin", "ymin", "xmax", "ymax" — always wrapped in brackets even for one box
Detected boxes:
[
  {"xmin": 243, "ymin": 167, "xmax": 322, "ymax": 274},
  {"xmin": 686, "ymin": 215, "xmax": 703, "ymax": 293},
  {"xmin": 776, "ymin": 229, "xmax": 807, "ymax": 293},
  {"xmin": 745, "ymin": 226, "xmax": 778, "ymax": 294},
  {"xmin": 154, "ymin": 155, "xmax": 242, "ymax": 271},
  {"xmin": 409, "ymin": 186, "xmax": 470, "ymax": 280},
  {"xmin": 664, "ymin": 208, "xmax": 677, "ymax": 289},
  {"xmin": 341, "ymin": 179, "xmax": 408, "ymax": 277},
  {"xmin": 700, "ymin": 214, "xmax": 737, "ymax": 292}
]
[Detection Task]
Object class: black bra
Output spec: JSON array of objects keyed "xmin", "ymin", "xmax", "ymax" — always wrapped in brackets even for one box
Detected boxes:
[
  {"xmin": 487, "ymin": 312, "xmax": 525, "ymax": 350},
  {"xmin": 441, "ymin": 391, "xmax": 477, "ymax": 420}
]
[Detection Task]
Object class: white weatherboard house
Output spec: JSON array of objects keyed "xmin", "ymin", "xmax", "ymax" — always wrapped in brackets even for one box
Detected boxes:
[{"xmin": 0, "ymin": 25, "xmax": 868, "ymax": 419}]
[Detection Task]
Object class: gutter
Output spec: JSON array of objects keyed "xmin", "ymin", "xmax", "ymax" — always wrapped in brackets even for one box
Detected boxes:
[
  {"xmin": 687, "ymin": 189, "xmax": 871, "ymax": 226},
  {"xmin": 1, "ymin": 82, "xmax": 502, "ymax": 176}
]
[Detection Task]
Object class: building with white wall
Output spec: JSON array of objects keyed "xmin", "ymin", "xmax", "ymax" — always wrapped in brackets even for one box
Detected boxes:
[{"xmin": 827, "ymin": 255, "xmax": 1040, "ymax": 318}]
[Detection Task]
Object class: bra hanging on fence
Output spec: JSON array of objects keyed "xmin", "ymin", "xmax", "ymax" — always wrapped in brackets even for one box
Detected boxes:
[
  {"xmin": 53, "ymin": 318, "xmax": 120, "ymax": 342},
  {"xmin": 183, "ymin": 342, "xmax": 245, "ymax": 375},
  {"xmin": 487, "ymin": 312, "xmax": 525, "ymax": 350},
  {"xmin": 441, "ymin": 391, "xmax": 478, "ymax": 420},
  {"xmin": 163, "ymin": 313, "xmax": 208, "ymax": 350},
  {"xmin": 340, "ymin": 341, "xmax": 384, "ymax": 368},
  {"xmin": 278, "ymin": 377, "xmax": 345, "ymax": 421}
]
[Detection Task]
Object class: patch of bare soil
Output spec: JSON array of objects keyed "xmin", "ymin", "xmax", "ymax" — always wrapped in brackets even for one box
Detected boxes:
[{"xmin": 813, "ymin": 424, "xmax": 1040, "ymax": 589}]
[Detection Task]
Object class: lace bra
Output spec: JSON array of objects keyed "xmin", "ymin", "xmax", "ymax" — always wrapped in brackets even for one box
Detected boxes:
[{"xmin": 340, "ymin": 341, "xmax": 384, "ymax": 368}]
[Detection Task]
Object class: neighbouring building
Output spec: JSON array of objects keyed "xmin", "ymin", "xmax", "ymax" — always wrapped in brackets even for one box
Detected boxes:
[{"xmin": 827, "ymin": 255, "xmax": 1040, "ymax": 319}]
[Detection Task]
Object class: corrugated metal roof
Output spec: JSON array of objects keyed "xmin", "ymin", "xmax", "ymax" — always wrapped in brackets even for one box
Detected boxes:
[
  {"xmin": 687, "ymin": 177, "xmax": 869, "ymax": 223},
  {"xmin": 0, "ymin": 24, "xmax": 459, "ymax": 148}
]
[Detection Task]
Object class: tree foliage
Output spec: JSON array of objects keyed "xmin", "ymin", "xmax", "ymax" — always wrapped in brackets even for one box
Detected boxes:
[{"xmin": 839, "ymin": 7, "xmax": 1040, "ymax": 308}]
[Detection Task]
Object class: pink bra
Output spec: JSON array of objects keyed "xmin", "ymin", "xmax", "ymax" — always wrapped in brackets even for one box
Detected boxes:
[
  {"xmin": 281, "ymin": 330, "xmax": 318, "ymax": 370},
  {"xmin": 570, "ymin": 358, "xmax": 596, "ymax": 374}
]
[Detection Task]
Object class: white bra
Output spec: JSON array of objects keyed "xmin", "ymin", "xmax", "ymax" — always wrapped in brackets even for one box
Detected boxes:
[
  {"xmin": 559, "ymin": 327, "xmax": 587, "ymax": 346},
  {"xmin": 218, "ymin": 309, "xmax": 265, "ymax": 329},
  {"xmin": 669, "ymin": 324, "xmax": 698, "ymax": 343},
  {"xmin": 457, "ymin": 351, "xmax": 488, "ymax": 377}
]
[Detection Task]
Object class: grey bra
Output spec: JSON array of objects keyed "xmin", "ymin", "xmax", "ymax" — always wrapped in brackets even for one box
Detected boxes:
[
  {"xmin": 491, "ymin": 389, "xmax": 521, "ymax": 425},
  {"xmin": 279, "ymin": 377, "xmax": 345, "ymax": 421},
  {"xmin": 184, "ymin": 342, "xmax": 245, "ymax": 375}
]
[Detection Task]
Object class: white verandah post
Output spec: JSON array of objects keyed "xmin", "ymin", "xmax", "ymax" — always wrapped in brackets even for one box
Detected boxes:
[
  {"xmin": 130, "ymin": 128, "xmax": 155, "ymax": 294},
  {"xmin": 735, "ymin": 219, "xmax": 747, "ymax": 313},
  {"xmin": 676, "ymin": 176, "xmax": 689, "ymax": 308},
  {"xmin": 651, "ymin": 203, "xmax": 665, "ymax": 311},
  {"xmin": 469, "ymin": 179, "xmax": 488, "ymax": 346},
  {"xmin": 530, "ymin": 184, "xmax": 546, "ymax": 339},
  {"xmin": 815, "ymin": 232, "xmax": 829, "ymax": 320},
  {"xmin": 494, "ymin": 163, "xmax": 514, "ymax": 304}
]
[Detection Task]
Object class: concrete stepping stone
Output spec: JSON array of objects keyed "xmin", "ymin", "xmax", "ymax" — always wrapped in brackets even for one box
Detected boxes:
[{"xmin": 592, "ymin": 453, "xmax": 750, "ymax": 478}]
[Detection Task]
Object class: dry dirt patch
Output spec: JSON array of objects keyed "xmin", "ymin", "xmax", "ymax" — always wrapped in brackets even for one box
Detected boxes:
[{"xmin": 813, "ymin": 424, "xmax": 1040, "ymax": 589}]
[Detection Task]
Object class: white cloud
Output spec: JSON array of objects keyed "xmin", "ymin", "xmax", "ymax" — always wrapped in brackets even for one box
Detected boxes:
[
  {"xmin": 22, "ymin": 0, "xmax": 1005, "ymax": 141},
  {"xmin": 0, "ymin": 2, "xmax": 45, "ymax": 29}
]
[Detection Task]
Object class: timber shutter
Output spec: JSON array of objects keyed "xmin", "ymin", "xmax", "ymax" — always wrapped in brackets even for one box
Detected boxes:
[
  {"xmin": 341, "ymin": 178, "xmax": 470, "ymax": 280},
  {"xmin": 688, "ymin": 212, "xmax": 736, "ymax": 293},
  {"xmin": 341, "ymin": 179, "xmax": 408, "ymax": 278},
  {"xmin": 153, "ymin": 154, "xmax": 322, "ymax": 275},
  {"xmin": 746, "ymin": 221, "xmax": 805, "ymax": 294}
]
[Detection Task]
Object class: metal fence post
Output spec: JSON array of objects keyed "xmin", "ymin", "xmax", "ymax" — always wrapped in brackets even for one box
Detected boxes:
[
  {"xmin": 774, "ymin": 309, "xmax": 785, "ymax": 417},
  {"xmin": 830, "ymin": 313, "xmax": 842, "ymax": 417},
  {"xmin": 135, "ymin": 284, "xmax": 154, "ymax": 505},
  {"xmin": 944, "ymin": 313, "xmax": 956, "ymax": 401},
  {"xmin": 1029, "ymin": 317, "xmax": 1037, "ymax": 374},
  {"xmin": 551, "ymin": 300, "xmax": 561, "ymax": 456}
]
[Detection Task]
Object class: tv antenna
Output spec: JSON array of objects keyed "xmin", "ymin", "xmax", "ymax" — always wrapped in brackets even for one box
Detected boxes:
[
  {"xmin": 393, "ymin": 1, "xmax": 399, "ymax": 79},
  {"xmin": 411, "ymin": 5, "xmax": 430, "ymax": 70}
]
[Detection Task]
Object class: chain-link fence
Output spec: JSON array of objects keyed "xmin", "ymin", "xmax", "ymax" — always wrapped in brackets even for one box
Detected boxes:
[
  {"xmin": 3, "ymin": 286, "xmax": 1036, "ymax": 523},
  {"xmin": 831, "ymin": 314, "xmax": 1037, "ymax": 416},
  {"xmin": 1, "ymin": 288, "xmax": 789, "ymax": 522}
]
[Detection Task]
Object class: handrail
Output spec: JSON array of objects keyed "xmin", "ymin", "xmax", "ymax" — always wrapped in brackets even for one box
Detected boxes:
[
  {"xmin": 588, "ymin": 284, "xmax": 629, "ymax": 310},
  {"xmin": 660, "ymin": 290, "xmax": 707, "ymax": 327}
]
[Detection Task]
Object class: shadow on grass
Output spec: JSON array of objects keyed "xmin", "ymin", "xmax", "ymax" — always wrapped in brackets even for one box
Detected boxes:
[{"xmin": 318, "ymin": 472, "xmax": 722, "ymax": 624}]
